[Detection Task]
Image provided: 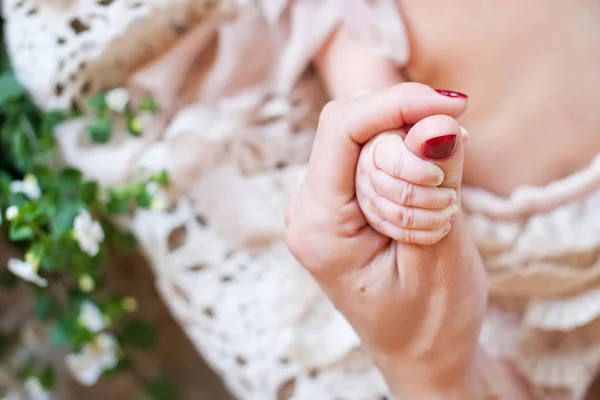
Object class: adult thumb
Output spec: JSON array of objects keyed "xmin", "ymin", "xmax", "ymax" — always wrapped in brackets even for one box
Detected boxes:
[{"xmin": 403, "ymin": 115, "xmax": 466, "ymax": 192}]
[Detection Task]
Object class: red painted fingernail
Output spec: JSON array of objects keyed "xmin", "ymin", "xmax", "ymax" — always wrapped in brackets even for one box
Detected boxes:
[
  {"xmin": 435, "ymin": 89, "xmax": 468, "ymax": 99},
  {"xmin": 422, "ymin": 134, "xmax": 458, "ymax": 160}
]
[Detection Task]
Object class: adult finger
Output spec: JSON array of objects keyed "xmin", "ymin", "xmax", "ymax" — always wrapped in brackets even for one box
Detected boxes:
[{"xmin": 305, "ymin": 83, "xmax": 468, "ymax": 210}]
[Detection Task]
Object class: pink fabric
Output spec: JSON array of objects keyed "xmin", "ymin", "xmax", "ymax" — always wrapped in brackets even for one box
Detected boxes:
[{"xmin": 131, "ymin": 0, "xmax": 408, "ymax": 109}]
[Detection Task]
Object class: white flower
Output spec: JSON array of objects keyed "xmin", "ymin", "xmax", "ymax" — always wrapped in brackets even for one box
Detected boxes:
[
  {"xmin": 65, "ymin": 353, "xmax": 102, "ymax": 387},
  {"xmin": 65, "ymin": 334, "xmax": 119, "ymax": 386},
  {"xmin": 73, "ymin": 210, "xmax": 105, "ymax": 256},
  {"xmin": 23, "ymin": 378, "xmax": 50, "ymax": 400},
  {"xmin": 145, "ymin": 181, "xmax": 159, "ymax": 195},
  {"xmin": 77, "ymin": 301, "xmax": 105, "ymax": 333},
  {"xmin": 105, "ymin": 88, "xmax": 129, "ymax": 113},
  {"xmin": 145, "ymin": 182, "xmax": 168, "ymax": 211},
  {"xmin": 151, "ymin": 191, "xmax": 168, "ymax": 211},
  {"xmin": 5, "ymin": 205, "xmax": 18, "ymax": 221},
  {"xmin": 7, "ymin": 258, "xmax": 48, "ymax": 287},
  {"xmin": 10, "ymin": 175, "xmax": 40, "ymax": 200}
]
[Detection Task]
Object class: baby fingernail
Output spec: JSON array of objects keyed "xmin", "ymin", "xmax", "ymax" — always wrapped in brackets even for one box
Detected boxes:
[
  {"xmin": 422, "ymin": 134, "xmax": 458, "ymax": 160},
  {"xmin": 434, "ymin": 89, "xmax": 468, "ymax": 99},
  {"xmin": 449, "ymin": 190, "xmax": 457, "ymax": 203},
  {"xmin": 447, "ymin": 204, "xmax": 460, "ymax": 219},
  {"xmin": 431, "ymin": 170, "xmax": 444, "ymax": 186}
]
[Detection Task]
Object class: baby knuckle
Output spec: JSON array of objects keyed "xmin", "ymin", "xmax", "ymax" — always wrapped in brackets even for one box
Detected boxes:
[
  {"xmin": 369, "ymin": 192, "xmax": 380, "ymax": 207},
  {"xmin": 371, "ymin": 213, "xmax": 386, "ymax": 232},
  {"xmin": 391, "ymin": 152, "xmax": 406, "ymax": 178},
  {"xmin": 401, "ymin": 228, "xmax": 416, "ymax": 244},
  {"xmin": 398, "ymin": 206, "xmax": 415, "ymax": 228},
  {"xmin": 367, "ymin": 195, "xmax": 385, "ymax": 221},
  {"xmin": 397, "ymin": 180, "xmax": 416, "ymax": 205}
]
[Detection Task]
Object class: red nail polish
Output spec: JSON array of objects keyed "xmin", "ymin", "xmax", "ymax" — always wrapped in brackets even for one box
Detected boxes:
[
  {"xmin": 422, "ymin": 134, "xmax": 458, "ymax": 160},
  {"xmin": 434, "ymin": 89, "xmax": 468, "ymax": 99}
]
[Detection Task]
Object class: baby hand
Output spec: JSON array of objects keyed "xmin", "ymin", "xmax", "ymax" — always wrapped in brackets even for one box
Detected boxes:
[{"xmin": 356, "ymin": 119, "xmax": 467, "ymax": 245}]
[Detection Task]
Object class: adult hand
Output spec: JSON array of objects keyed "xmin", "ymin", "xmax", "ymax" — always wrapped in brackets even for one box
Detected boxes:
[{"xmin": 286, "ymin": 83, "xmax": 487, "ymax": 399}]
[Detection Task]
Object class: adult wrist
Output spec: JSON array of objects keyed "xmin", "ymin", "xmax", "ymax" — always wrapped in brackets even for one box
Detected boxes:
[{"xmin": 374, "ymin": 351, "xmax": 481, "ymax": 400}]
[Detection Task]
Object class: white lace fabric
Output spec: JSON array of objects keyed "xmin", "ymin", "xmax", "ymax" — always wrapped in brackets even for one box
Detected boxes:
[{"xmin": 5, "ymin": 1, "xmax": 600, "ymax": 399}]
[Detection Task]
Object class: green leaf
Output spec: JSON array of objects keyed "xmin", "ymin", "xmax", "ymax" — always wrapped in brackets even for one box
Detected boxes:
[
  {"xmin": 103, "ymin": 358, "xmax": 132, "ymax": 377},
  {"xmin": 11, "ymin": 129, "xmax": 32, "ymax": 170},
  {"xmin": 87, "ymin": 116, "xmax": 113, "ymax": 143},
  {"xmin": 41, "ymin": 110, "xmax": 65, "ymax": 132},
  {"xmin": 135, "ymin": 191, "xmax": 152, "ymax": 208},
  {"xmin": 0, "ymin": 72, "xmax": 25, "ymax": 103},
  {"xmin": 106, "ymin": 189, "xmax": 132, "ymax": 215},
  {"xmin": 87, "ymin": 94, "xmax": 107, "ymax": 111},
  {"xmin": 119, "ymin": 320, "xmax": 156, "ymax": 350},
  {"xmin": 127, "ymin": 116, "xmax": 143, "ymax": 137},
  {"xmin": 30, "ymin": 166, "xmax": 53, "ymax": 188},
  {"xmin": 34, "ymin": 293, "xmax": 56, "ymax": 321},
  {"xmin": 81, "ymin": 181, "xmax": 99, "ymax": 204},
  {"xmin": 9, "ymin": 224, "xmax": 34, "ymax": 241},
  {"xmin": 57, "ymin": 167, "xmax": 83, "ymax": 193},
  {"xmin": 69, "ymin": 250, "xmax": 95, "ymax": 273},
  {"xmin": 138, "ymin": 97, "xmax": 158, "ymax": 114},
  {"xmin": 19, "ymin": 201, "xmax": 48, "ymax": 225},
  {"xmin": 27, "ymin": 242, "xmax": 45, "ymax": 265},
  {"xmin": 50, "ymin": 311, "xmax": 94, "ymax": 348},
  {"xmin": 0, "ymin": 172, "xmax": 11, "ymax": 203},
  {"xmin": 153, "ymin": 170, "xmax": 171, "ymax": 186},
  {"xmin": 38, "ymin": 365, "xmax": 56, "ymax": 390},
  {"xmin": 113, "ymin": 229, "xmax": 137, "ymax": 253},
  {"xmin": 40, "ymin": 236, "xmax": 69, "ymax": 272},
  {"xmin": 49, "ymin": 320, "xmax": 72, "ymax": 346},
  {"xmin": 101, "ymin": 296, "xmax": 126, "ymax": 322},
  {"xmin": 50, "ymin": 201, "xmax": 82, "ymax": 235},
  {"xmin": 145, "ymin": 377, "xmax": 177, "ymax": 400},
  {"xmin": 33, "ymin": 132, "xmax": 56, "ymax": 167}
]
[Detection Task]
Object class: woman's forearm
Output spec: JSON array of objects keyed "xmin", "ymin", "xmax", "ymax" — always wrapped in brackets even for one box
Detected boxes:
[
  {"xmin": 314, "ymin": 23, "xmax": 476, "ymax": 400},
  {"xmin": 315, "ymin": 24, "xmax": 404, "ymax": 99},
  {"xmin": 374, "ymin": 338, "xmax": 534, "ymax": 399},
  {"xmin": 375, "ymin": 349, "xmax": 480, "ymax": 400}
]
